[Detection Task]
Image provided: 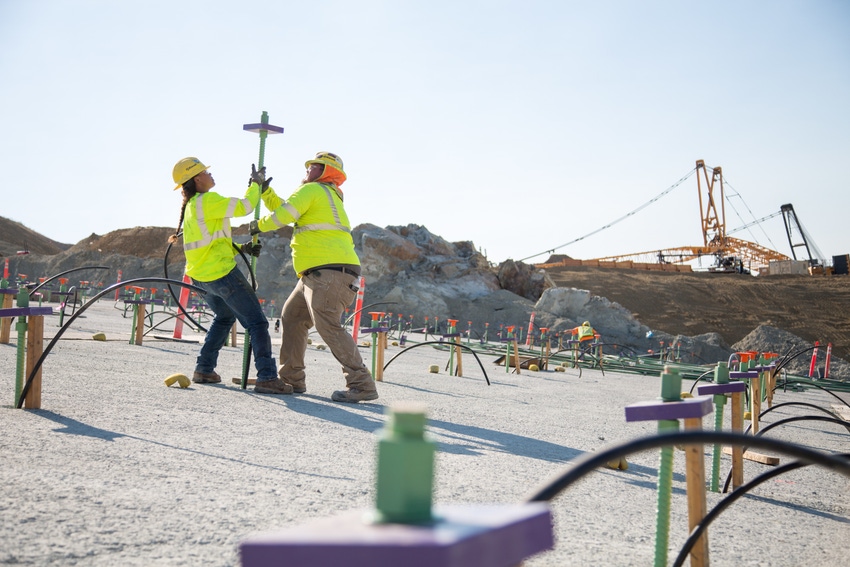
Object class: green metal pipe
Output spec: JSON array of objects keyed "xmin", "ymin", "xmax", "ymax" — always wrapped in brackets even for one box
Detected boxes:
[
  {"xmin": 654, "ymin": 419, "xmax": 679, "ymax": 567},
  {"xmin": 13, "ymin": 288, "xmax": 29, "ymax": 404}
]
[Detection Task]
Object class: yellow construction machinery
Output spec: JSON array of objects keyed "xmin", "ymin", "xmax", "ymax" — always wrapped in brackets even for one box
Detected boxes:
[{"xmin": 591, "ymin": 160, "xmax": 790, "ymax": 274}]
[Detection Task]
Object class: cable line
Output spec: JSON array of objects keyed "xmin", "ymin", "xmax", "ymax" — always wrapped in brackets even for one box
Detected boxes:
[
  {"xmin": 519, "ymin": 167, "xmax": 697, "ymax": 263},
  {"xmin": 724, "ymin": 179, "xmax": 783, "ymax": 253}
]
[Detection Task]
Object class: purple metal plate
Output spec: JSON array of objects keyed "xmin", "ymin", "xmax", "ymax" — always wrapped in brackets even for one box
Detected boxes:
[
  {"xmin": 0, "ymin": 306, "xmax": 54, "ymax": 318},
  {"xmin": 242, "ymin": 123, "xmax": 285, "ymax": 134},
  {"xmin": 697, "ymin": 382, "xmax": 748, "ymax": 395},
  {"xmin": 729, "ymin": 371, "xmax": 758, "ymax": 379},
  {"xmin": 240, "ymin": 503, "xmax": 553, "ymax": 567},
  {"xmin": 625, "ymin": 395, "xmax": 713, "ymax": 422}
]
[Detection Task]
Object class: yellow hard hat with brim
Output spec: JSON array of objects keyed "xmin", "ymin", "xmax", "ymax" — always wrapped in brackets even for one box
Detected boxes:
[
  {"xmin": 172, "ymin": 157, "xmax": 211, "ymax": 190},
  {"xmin": 305, "ymin": 151, "xmax": 346, "ymax": 179}
]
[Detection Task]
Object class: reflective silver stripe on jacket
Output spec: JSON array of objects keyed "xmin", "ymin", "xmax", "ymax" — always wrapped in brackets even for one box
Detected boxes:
[
  {"xmin": 293, "ymin": 183, "xmax": 350, "ymax": 235},
  {"xmin": 184, "ymin": 195, "xmax": 233, "ymax": 250},
  {"xmin": 270, "ymin": 202, "xmax": 300, "ymax": 229}
]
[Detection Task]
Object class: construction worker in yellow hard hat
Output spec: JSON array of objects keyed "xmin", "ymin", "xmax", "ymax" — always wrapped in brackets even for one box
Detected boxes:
[
  {"xmin": 574, "ymin": 321, "xmax": 597, "ymax": 343},
  {"xmin": 249, "ymin": 151, "xmax": 377, "ymax": 403},
  {"xmin": 168, "ymin": 157, "xmax": 292, "ymax": 395}
]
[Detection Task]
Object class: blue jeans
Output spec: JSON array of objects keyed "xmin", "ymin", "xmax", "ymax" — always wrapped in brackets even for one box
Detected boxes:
[{"xmin": 192, "ymin": 267, "xmax": 276, "ymax": 381}]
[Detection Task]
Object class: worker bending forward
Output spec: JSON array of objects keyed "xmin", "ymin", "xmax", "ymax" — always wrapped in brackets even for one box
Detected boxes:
[{"xmin": 251, "ymin": 152, "xmax": 377, "ymax": 403}]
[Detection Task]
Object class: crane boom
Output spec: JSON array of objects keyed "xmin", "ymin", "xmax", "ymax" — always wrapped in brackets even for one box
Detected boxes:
[
  {"xmin": 780, "ymin": 203, "xmax": 824, "ymax": 265},
  {"xmin": 585, "ymin": 160, "xmax": 791, "ymax": 274}
]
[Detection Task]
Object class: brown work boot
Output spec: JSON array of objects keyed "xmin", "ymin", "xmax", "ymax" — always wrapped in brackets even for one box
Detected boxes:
[
  {"xmin": 254, "ymin": 378, "xmax": 294, "ymax": 395},
  {"xmin": 331, "ymin": 387, "xmax": 379, "ymax": 403},
  {"xmin": 192, "ymin": 371, "xmax": 222, "ymax": 384},
  {"xmin": 281, "ymin": 380, "xmax": 306, "ymax": 394}
]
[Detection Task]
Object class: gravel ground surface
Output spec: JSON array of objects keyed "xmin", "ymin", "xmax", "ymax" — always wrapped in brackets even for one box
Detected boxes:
[{"xmin": 1, "ymin": 300, "xmax": 848, "ymax": 566}]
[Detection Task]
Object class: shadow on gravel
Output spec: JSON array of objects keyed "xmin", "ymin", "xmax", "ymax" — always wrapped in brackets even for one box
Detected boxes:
[
  {"xmin": 33, "ymin": 410, "xmax": 354, "ymax": 480},
  {"xmin": 277, "ymin": 397, "xmax": 586, "ymax": 463},
  {"xmin": 741, "ymin": 493, "xmax": 850, "ymax": 523},
  {"xmin": 35, "ymin": 410, "xmax": 125, "ymax": 441},
  {"xmin": 428, "ymin": 418, "xmax": 584, "ymax": 462}
]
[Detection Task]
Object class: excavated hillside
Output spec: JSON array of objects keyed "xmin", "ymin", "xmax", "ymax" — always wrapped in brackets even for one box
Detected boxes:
[
  {"xmin": 0, "ymin": 217, "xmax": 70, "ymax": 256},
  {"xmin": 542, "ymin": 265, "xmax": 850, "ymax": 361}
]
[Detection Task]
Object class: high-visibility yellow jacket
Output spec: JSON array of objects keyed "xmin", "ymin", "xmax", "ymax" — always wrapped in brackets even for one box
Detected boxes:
[
  {"xmin": 258, "ymin": 182, "xmax": 360, "ymax": 276},
  {"xmin": 183, "ymin": 183, "xmax": 260, "ymax": 282},
  {"xmin": 574, "ymin": 324, "xmax": 597, "ymax": 342}
]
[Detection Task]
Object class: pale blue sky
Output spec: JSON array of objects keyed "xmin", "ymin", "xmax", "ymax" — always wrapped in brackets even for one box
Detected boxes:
[{"xmin": 1, "ymin": 0, "xmax": 848, "ymax": 266}]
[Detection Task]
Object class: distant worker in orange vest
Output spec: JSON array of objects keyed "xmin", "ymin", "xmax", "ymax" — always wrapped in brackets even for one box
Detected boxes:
[{"xmin": 573, "ymin": 321, "xmax": 598, "ymax": 343}]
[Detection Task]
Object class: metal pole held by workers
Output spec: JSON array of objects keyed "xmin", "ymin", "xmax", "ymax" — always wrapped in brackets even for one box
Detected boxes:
[{"xmin": 241, "ymin": 111, "xmax": 284, "ymax": 389}]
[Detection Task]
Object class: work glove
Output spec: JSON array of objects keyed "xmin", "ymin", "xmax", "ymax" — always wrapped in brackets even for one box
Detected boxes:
[
  {"xmin": 240, "ymin": 240, "xmax": 262, "ymax": 257},
  {"xmin": 249, "ymin": 220, "xmax": 261, "ymax": 236},
  {"xmin": 249, "ymin": 164, "xmax": 273, "ymax": 193}
]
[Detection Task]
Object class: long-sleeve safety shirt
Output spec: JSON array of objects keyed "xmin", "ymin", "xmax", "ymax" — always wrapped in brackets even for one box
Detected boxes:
[
  {"xmin": 183, "ymin": 183, "xmax": 260, "ymax": 282},
  {"xmin": 257, "ymin": 181, "xmax": 360, "ymax": 276}
]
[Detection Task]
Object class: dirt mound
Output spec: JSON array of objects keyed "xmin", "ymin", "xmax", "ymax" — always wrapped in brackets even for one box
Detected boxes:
[
  {"xmin": 543, "ymin": 265, "xmax": 850, "ymax": 361},
  {"xmin": 0, "ymin": 215, "xmax": 70, "ymax": 256},
  {"xmin": 68, "ymin": 227, "xmax": 185, "ymax": 261},
  {"xmin": 733, "ymin": 324, "xmax": 850, "ymax": 378}
]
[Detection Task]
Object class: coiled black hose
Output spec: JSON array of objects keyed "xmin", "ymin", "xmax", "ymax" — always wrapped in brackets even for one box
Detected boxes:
[
  {"xmin": 524, "ymin": 430, "xmax": 850, "ymax": 502},
  {"xmin": 162, "ymin": 234, "xmax": 258, "ymax": 335},
  {"xmin": 16, "ymin": 277, "xmax": 206, "ymax": 408},
  {"xmin": 382, "ymin": 340, "xmax": 491, "ymax": 385}
]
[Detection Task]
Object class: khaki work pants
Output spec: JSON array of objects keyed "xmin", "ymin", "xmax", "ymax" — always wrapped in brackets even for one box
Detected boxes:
[{"xmin": 278, "ymin": 268, "xmax": 374, "ymax": 392}]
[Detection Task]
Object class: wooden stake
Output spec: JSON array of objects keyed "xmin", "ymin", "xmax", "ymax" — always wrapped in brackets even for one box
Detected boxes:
[
  {"xmin": 684, "ymin": 416, "xmax": 708, "ymax": 567},
  {"xmin": 134, "ymin": 303, "xmax": 146, "ymax": 346},
  {"xmin": 766, "ymin": 369, "xmax": 776, "ymax": 408},
  {"xmin": 375, "ymin": 331, "xmax": 385, "ymax": 381},
  {"xmin": 0, "ymin": 293, "xmax": 12, "ymax": 343},
  {"xmin": 730, "ymin": 391, "xmax": 744, "ymax": 489},
  {"xmin": 751, "ymin": 374, "xmax": 761, "ymax": 434},
  {"xmin": 24, "ymin": 315, "xmax": 44, "ymax": 409}
]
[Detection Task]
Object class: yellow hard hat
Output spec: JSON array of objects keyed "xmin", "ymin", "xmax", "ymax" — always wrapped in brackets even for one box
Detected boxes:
[
  {"xmin": 583, "ymin": 321, "xmax": 591, "ymax": 326},
  {"xmin": 172, "ymin": 157, "xmax": 211, "ymax": 190},
  {"xmin": 305, "ymin": 151, "xmax": 346, "ymax": 179}
]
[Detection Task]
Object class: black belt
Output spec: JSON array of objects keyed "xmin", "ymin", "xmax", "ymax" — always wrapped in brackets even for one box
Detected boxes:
[{"xmin": 301, "ymin": 266, "xmax": 360, "ymax": 278}]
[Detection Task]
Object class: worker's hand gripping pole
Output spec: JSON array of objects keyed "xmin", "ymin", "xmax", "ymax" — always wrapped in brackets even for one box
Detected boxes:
[{"xmin": 240, "ymin": 111, "xmax": 284, "ymax": 389}]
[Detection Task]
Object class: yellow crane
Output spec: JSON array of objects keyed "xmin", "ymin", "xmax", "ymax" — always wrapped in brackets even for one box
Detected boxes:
[{"xmin": 592, "ymin": 160, "xmax": 790, "ymax": 273}]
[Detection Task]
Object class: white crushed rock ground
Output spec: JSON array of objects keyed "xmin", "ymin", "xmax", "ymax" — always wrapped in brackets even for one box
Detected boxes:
[{"xmin": 1, "ymin": 300, "xmax": 848, "ymax": 566}]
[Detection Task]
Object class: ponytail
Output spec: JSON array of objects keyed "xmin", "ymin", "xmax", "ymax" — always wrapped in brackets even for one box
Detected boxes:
[{"xmin": 168, "ymin": 178, "xmax": 198, "ymax": 244}]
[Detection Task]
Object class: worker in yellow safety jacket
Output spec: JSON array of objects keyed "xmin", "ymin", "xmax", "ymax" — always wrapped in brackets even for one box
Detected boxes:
[
  {"xmin": 169, "ymin": 157, "xmax": 292, "ymax": 395},
  {"xmin": 250, "ymin": 151, "xmax": 377, "ymax": 403},
  {"xmin": 574, "ymin": 321, "xmax": 597, "ymax": 342}
]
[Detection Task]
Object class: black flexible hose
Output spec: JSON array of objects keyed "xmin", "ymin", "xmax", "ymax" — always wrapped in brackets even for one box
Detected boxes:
[
  {"xmin": 27, "ymin": 266, "xmax": 110, "ymax": 297},
  {"xmin": 381, "ymin": 340, "xmax": 491, "ymax": 385},
  {"xmin": 162, "ymin": 236, "xmax": 258, "ymax": 333},
  {"xmin": 163, "ymin": 236, "xmax": 208, "ymax": 333},
  {"xmin": 142, "ymin": 310, "xmax": 210, "ymax": 337},
  {"xmin": 16, "ymin": 277, "xmax": 207, "ymax": 408},
  {"xmin": 773, "ymin": 345, "xmax": 819, "ymax": 377},
  {"xmin": 688, "ymin": 369, "xmax": 717, "ymax": 394},
  {"xmin": 58, "ymin": 286, "xmax": 77, "ymax": 321},
  {"xmin": 343, "ymin": 302, "xmax": 399, "ymax": 327},
  {"xmin": 722, "ymin": 414, "xmax": 850, "ymax": 492},
  {"xmin": 758, "ymin": 401, "xmax": 850, "ymax": 434},
  {"xmin": 523, "ymin": 430, "xmax": 850, "ymax": 503},
  {"xmin": 777, "ymin": 376, "xmax": 850, "ymax": 398},
  {"xmin": 673, "ymin": 454, "xmax": 850, "ymax": 567}
]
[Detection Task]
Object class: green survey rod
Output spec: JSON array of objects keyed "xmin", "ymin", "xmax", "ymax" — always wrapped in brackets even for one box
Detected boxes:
[{"xmin": 241, "ymin": 111, "xmax": 284, "ymax": 389}]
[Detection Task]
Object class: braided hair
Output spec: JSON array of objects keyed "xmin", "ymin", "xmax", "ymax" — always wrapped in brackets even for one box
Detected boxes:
[{"xmin": 168, "ymin": 178, "xmax": 198, "ymax": 244}]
